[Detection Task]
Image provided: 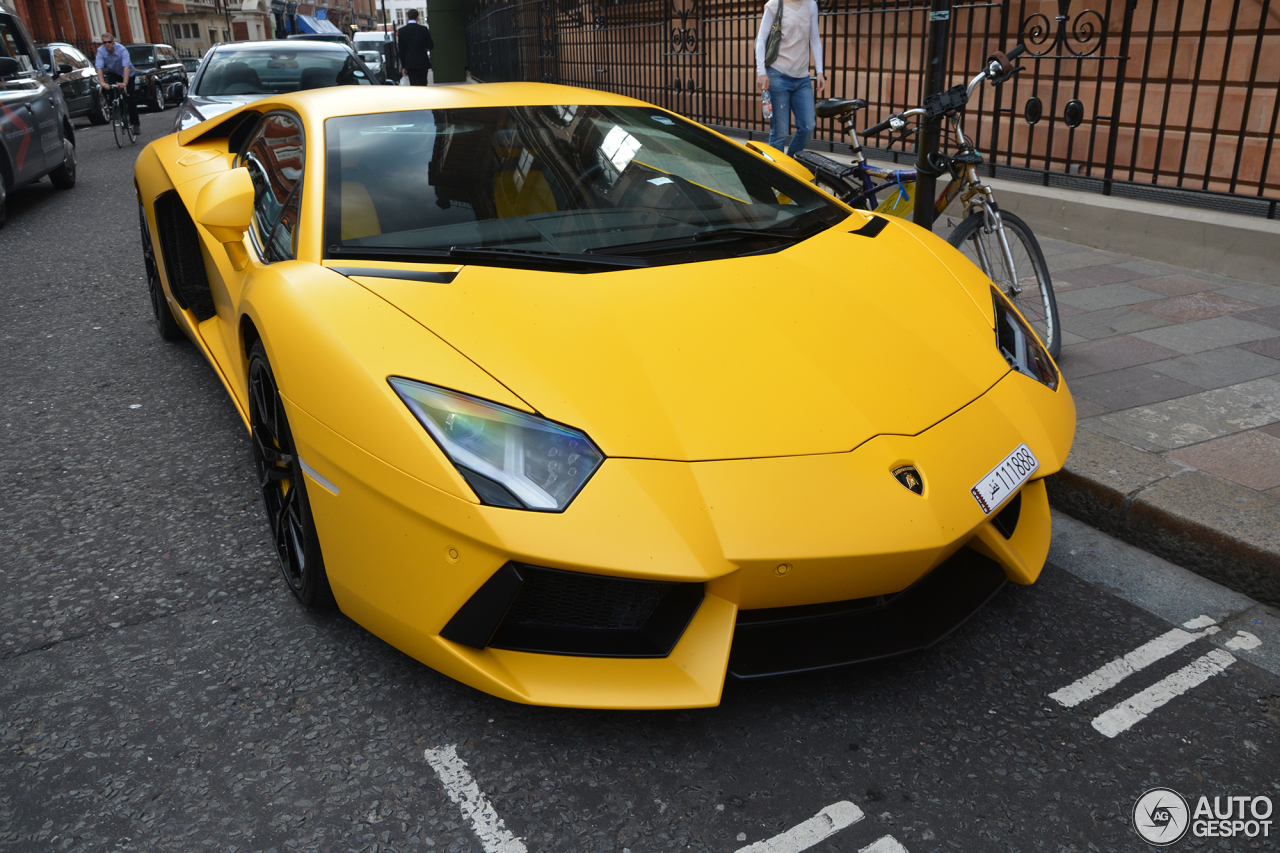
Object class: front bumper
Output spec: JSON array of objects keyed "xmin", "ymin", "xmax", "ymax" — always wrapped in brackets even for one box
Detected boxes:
[{"xmin": 288, "ymin": 369, "xmax": 1074, "ymax": 708}]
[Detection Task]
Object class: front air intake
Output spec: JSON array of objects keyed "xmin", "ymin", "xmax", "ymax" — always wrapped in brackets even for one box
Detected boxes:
[{"xmin": 441, "ymin": 563, "xmax": 704, "ymax": 657}]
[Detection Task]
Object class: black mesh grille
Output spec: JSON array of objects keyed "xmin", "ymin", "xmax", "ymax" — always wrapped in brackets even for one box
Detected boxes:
[
  {"xmin": 503, "ymin": 569, "xmax": 673, "ymax": 631},
  {"xmin": 442, "ymin": 563, "xmax": 705, "ymax": 657}
]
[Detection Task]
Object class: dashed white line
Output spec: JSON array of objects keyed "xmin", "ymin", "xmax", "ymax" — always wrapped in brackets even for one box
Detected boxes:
[
  {"xmin": 425, "ymin": 744, "xmax": 528, "ymax": 853},
  {"xmin": 858, "ymin": 836, "xmax": 910, "ymax": 853},
  {"xmin": 1090, "ymin": 631, "xmax": 1262, "ymax": 738},
  {"xmin": 1049, "ymin": 616, "xmax": 1220, "ymax": 708},
  {"xmin": 734, "ymin": 801, "xmax": 864, "ymax": 853}
]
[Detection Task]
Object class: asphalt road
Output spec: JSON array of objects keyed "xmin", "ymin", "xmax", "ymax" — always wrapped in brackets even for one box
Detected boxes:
[{"xmin": 2, "ymin": 117, "xmax": 1278, "ymax": 853}]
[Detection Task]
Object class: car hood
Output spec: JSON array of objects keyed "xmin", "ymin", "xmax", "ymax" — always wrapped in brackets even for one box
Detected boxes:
[{"xmin": 350, "ymin": 219, "xmax": 1013, "ymax": 461}]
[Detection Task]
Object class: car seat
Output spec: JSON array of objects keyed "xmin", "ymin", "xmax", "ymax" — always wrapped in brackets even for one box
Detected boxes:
[
  {"xmin": 298, "ymin": 65, "xmax": 336, "ymax": 90},
  {"xmin": 216, "ymin": 60, "xmax": 263, "ymax": 94}
]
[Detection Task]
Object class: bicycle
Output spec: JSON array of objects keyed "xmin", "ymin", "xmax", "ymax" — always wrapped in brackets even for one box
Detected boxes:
[
  {"xmin": 104, "ymin": 84, "xmax": 137, "ymax": 148},
  {"xmin": 794, "ymin": 43, "xmax": 1061, "ymax": 359}
]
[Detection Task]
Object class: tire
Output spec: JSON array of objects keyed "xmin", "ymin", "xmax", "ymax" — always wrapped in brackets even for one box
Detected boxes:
[
  {"xmin": 138, "ymin": 196, "xmax": 184, "ymax": 341},
  {"xmin": 151, "ymin": 83, "xmax": 165, "ymax": 112},
  {"xmin": 113, "ymin": 111, "xmax": 123, "ymax": 148},
  {"xmin": 0, "ymin": 178, "xmax": 7, "ymax": 228},
  {"xmin": 947, "ymin": 210, "xmax": 1061, "ymax": 360},
  {"xmin": 88, "ymin": 89, "xmax": 109, "ymax": 125},
  {"xmin": 248, "ymin": 342, "xmax": 336, "ymax": 609},
  {"xmin": 49, "ymin": 138, "xmax": 76, "ymax": 189},
  {"xmin": 127, "ymin": 118, "xmax": 137, "ymax": 144}
]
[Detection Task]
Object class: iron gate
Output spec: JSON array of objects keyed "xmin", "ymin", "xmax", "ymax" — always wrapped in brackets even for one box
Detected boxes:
[{"xmin": 466, "ymin": 0, "xmax": 1280, "ymax": 216}]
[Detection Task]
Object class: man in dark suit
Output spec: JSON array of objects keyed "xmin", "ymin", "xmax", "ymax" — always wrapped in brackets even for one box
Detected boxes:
[{"xmin": 397, "ymin": 9, "xmax": 434, "ymax": 86}]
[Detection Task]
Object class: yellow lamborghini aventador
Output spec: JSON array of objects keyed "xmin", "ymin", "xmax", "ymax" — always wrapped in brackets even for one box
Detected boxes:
[{"xmin": 134, "ymin": 83, "xmax": 1075, "ymax": 709}]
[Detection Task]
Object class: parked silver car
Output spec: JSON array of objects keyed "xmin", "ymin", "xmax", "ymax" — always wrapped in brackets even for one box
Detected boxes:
[{"xmin": 173, "ymin": 40, "xmax": 381, "ymax": 132}]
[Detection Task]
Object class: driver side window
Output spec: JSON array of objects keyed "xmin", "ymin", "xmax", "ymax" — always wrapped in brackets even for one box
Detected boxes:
[{"xmin": 241, "ymin": 113, "xmax": 305, "ymax": 263}]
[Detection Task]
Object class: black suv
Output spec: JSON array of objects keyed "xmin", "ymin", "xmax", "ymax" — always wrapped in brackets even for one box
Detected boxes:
[
  {"xmin": 125, "ymin": 43, "xmax": 188, "ymax": 112},
  {"xmin": 37, "ymin": 41, "xmax": 109, "ymax": 125},
  {"xmin": 0, "ymin": 2, "xmax": 76, "ymax": 226}
]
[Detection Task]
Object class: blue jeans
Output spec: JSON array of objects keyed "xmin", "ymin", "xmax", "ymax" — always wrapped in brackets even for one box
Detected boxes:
[{"xmin": 766, "ymin": 68, "xmax": 815, "ymax": 156}]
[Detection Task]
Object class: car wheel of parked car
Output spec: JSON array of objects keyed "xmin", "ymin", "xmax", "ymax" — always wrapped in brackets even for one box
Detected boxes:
[
  {"xmin": 151, "ymin": 84, "xmax": 166, "ymax": 112},
  {"xmin": 248, "ymin": 342, "xmax": 336, "ymax": 609},
  {"xmin": 49, "ymin": 139, "xmax": 76, "ymax": 189},
  {"xmin": 138, "ymin": 197, "xmax": 184, "ymax": 341},
  {"xmin": 88, "ymin": 89, "xmax": 109, "ymax": 125}
]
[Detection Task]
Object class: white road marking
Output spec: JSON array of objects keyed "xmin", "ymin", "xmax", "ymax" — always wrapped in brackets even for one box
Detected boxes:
[
  {"xmin": 734, "ymin": 801, "xmax": 864, "ymax": 853},
  {"xmin": 424, "ymin": 744, "xmax": 528, "ymax": 853},
  {"xmin": 1092, "ymin": 648, "xmax": 1237, "ymax": 738},
  {"xmin": 1049, "ymin": 616, "xmax": 1220, "ymax": 708},
  {"xmin": 1225, "ymin": 631, "xmax": 1261, "ymax": 651},
  {"xmin": 859, "ymin": 837, "xmax": 910, "ymax": 853}
]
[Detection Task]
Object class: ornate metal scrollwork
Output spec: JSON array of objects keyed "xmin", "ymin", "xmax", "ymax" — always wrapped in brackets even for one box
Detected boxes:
[
  {"xmin": 1021, "ymin": 0, "xmax": 1106, "ymax": 58},
  {"xmin": 669, "ymin": 0, "xmax": 699, "ymax": 54}
]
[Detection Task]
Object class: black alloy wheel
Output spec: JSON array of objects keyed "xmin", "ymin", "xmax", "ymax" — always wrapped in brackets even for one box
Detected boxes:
[
  {"xmin": 248, "ymin": 342, "xmax": 336, "ymax": 608},
  {"xmin": 137, "ymin": 195, "xmax": 184, "ymax": 341},
  {"xmin": 88, "ymin": 89, "xmax": 109, "ymax": 124},
  {"xmin": 152, "ymin": 83, "xmax": 165, "ymax": 112}
]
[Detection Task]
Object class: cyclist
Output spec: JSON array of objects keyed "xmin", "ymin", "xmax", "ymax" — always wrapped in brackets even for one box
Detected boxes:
[{"xmin": 94, "ymin": 32, "xmax": 139, "ymax": 136}]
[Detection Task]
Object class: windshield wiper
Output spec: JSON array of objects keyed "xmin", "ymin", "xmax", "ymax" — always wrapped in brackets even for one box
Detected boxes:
[
  {"xmin": 586, "ymin": 218, "xmax": 829, "ymax": 257},
  {"xmin": 446, "ymin": 246, "xmax": 649, "ymax": 272}
]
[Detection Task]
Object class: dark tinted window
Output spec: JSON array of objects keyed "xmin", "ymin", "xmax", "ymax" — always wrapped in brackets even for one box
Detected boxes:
[
  {"xmin": 0, "ymin": 17, "xmax": 37, "ymax": 73},
  {"xmin": 127, "ymin": 45, "xmax": 156, "ymax": 68},
  {"xmin": 240, "ymin": 113, "xmax": 305, "ymax": 262}
]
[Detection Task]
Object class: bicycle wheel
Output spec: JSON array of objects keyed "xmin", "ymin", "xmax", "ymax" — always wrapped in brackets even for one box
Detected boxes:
[
  {"xmin": 948, "ymin": 210, "xmax": 1060, "ymax": 359},
  {"xmin": 127, "ymin": 115, "xmax": 137, "ymax": 144},
  {"xmin": 113, "ymin": 107, "xmax": 123, "ymax": 148}
]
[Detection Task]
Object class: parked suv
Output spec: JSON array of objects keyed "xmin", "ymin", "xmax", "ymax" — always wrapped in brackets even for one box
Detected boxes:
[
  {"xmin": 0, "ymin": 2, "xmax": 76, "ymax": 226},
  {"xmin": 37, "ymin": 41, "xmax": 108, "ymax": 125},
  {"xmin": 125, "ymin": 43, "xmax": 188, "ymax": 111}
]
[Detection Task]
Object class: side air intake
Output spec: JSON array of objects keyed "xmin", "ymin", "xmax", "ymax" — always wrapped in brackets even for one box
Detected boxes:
[{"xmin": 153, "ymin": 190, "xmax": 216, "ymax": 321}]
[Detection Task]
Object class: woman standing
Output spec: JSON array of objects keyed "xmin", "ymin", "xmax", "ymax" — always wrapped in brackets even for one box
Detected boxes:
[{"xmin": 755, "ymin": 0, "xmax": 826, "ymax": 156}]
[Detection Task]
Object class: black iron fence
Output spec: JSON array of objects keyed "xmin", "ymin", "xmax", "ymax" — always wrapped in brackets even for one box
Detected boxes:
[{"xmin": 465, "ymin": 0, "xmax": 1280, "ymax": 218}]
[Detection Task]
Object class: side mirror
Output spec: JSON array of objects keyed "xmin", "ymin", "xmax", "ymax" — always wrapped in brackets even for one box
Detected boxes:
[
  {"xmin": 0, "ymin": 57, "xmax": 19, "ymax": 78},
  {"xmin": 195, "ymin": 167, "xmax": 255, "ymax": 270}
]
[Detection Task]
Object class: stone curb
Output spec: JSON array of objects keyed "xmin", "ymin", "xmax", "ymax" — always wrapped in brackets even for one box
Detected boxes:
[{"xmin": 1046, "ymin": 427, "xmax": 1280, "ymax": 609}]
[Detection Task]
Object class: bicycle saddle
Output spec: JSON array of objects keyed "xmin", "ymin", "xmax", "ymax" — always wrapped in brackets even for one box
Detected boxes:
[{"xmin": 815, "ymin": 98, "xmax": 868, "ymax": 119}]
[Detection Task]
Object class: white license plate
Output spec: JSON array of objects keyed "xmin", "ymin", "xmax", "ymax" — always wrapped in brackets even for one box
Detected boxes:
[{"xmin": 971, "ymin": 443, "xmax": 1039, "ymax": 515}]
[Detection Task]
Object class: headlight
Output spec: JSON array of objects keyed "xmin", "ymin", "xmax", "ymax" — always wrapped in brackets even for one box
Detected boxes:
[
  {"xmin": 389, "ymin": 378, "xmax": 605, "ymax": 511},
  {"xmin": 992, "ymin": 286, "xmax": 1058, "ymax": 390}
]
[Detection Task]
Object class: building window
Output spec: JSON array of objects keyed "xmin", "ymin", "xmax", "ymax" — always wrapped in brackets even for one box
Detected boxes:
[
  {"xmin": 125, "ymin": 0, "xmax": 145, "ymax": 42},
  {"xmin": 84, "ymin": 0, "xmax": 107, "ymax": 38},
  {"xmin": 210, "ymin": 28, "xmax": 219, "ymax": 43}
]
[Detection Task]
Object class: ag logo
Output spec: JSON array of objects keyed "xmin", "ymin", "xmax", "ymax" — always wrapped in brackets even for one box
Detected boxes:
[
  {"xmin": 1134, "ymin": 787, "xmax": 1190, "ymax": 846},
  {"xmin": 892, "ymin": 466, "xmax": 924, "ymax": 495}
]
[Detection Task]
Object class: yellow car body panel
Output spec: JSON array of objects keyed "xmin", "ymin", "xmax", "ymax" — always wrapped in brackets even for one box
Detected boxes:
[{"xmin": 135, "ymin": 83, "xmax": 1076, "ymax": 709}]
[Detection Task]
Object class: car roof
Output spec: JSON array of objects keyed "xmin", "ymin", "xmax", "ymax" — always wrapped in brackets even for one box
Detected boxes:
[{"xmin": 209, "ymin": 39, "xmax": 351, "ymax": 52}]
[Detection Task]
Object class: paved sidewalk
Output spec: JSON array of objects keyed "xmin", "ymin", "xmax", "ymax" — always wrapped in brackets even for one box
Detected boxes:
[{"xmin": 1027, "ymin": 233, "xmax": 1280, "ymax": 607}]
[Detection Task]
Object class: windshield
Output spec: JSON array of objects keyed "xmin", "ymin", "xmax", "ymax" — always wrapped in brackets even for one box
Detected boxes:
[
  {"xmin": 324, "ymin": 105, "xmax": 847, "ymax": 268},
  {"xmin": 127, "ymin": 45, "xmax": 154, "ymax": 68},
  {"xmin": 359, "ymin": 51, "xmax": 380, "ymax": 63},
  {"xmin": 194, "ymin": 49, "xmax": 372, "ymax": 96}
]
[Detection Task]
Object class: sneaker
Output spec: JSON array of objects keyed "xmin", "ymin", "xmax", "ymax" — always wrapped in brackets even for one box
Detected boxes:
[{"xmin": 131, "ymin": 124, "xmax": 140, "ymax": 134}]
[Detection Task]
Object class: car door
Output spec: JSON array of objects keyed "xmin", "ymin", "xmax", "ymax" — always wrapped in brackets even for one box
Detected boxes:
[
  {"xmin": 53, "ymin": 46, "xmax": 89, "ymax": 114},
  {"xmin": 0, "ymin": 15, "xmax": 59, "ymax": 180},
  {"xmin": 163, "ymin": 47, "xmax": 186, "ymax": 101},
  {"xmin": 213, "ymin": 111, "xmax": 306, "ymax": 393}
]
